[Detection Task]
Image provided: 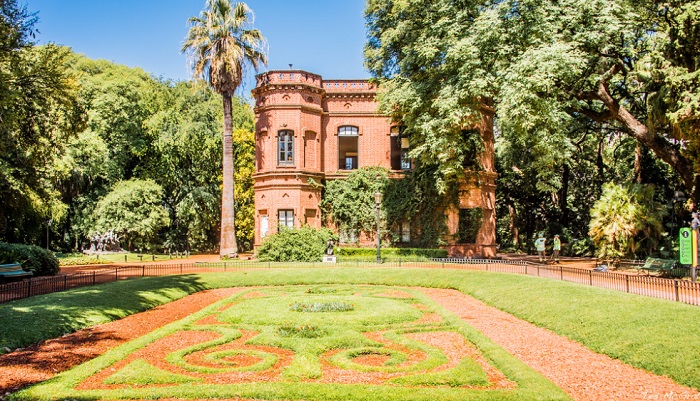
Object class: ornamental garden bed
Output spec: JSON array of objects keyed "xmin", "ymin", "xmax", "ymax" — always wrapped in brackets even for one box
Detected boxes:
[{"xmin": 7, "ymin": 285, "xmax": 565, "ymax": 401}]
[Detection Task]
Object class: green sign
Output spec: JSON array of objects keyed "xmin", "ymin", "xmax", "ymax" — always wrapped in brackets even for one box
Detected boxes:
[{"xmin": 679, "ymin": 227, "xmax": 693, "ymax": 265}]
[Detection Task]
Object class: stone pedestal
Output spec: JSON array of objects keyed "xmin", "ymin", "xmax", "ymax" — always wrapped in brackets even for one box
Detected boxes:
[{"xmin": 322, "ymin": 255, "xmax": 337, "ymax": 263}]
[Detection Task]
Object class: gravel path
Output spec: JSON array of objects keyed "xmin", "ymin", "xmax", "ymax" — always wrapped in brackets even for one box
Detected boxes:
[{"xmin": 423, "ymin": 287, "xmax": 699, "ymax": 401}]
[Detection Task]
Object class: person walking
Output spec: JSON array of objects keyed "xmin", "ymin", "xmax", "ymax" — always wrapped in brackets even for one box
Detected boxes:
[
  {"xmin": 552, "ymin": 234, "xmax": 561, "ymax": 263},
  {"xmin": 535, "ymin": 233, "xmax": 547, "ymax": 264}
]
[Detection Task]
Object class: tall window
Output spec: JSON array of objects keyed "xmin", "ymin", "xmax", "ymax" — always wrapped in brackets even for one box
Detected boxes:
[
  {"xmin": 278, "ymin": 209, "xmax": 294, "ymax": 229},
  {"xmin": 278, "ymin": 130, "xmax": 294, "ymax": 165},
  {"xmin": 338, "ymin": 126, "xmax": 358, "ymax": 170},
  {"xmin": 390, "ymin": 127, "xmax": 411, "ymax": 170},
  {"xmin": 400, "ymin": 222, "xmax": 410, "ymax": 243},
  {"xmin": 260, "ymin": 215, "xmax": 269, "ymax": 238}
]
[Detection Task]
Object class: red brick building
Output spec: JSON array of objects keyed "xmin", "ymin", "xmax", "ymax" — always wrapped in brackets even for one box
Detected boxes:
[{"xmin": 252, "ymin": 70, "xmax": 497, "ymax": 257}]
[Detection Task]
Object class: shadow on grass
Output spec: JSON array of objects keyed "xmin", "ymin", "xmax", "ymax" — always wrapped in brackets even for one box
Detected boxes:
[{"xmin": 0, "ymin": 275, "xmax": 209, "ymax": 352}]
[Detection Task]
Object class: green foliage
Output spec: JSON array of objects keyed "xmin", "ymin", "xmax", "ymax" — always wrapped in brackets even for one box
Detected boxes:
[
  {"xmin": 337, "ymin": 247, "xmax": 447, "ymax": 259},
  {"xmin": 457, "ymin": 208, "xmax": 482, "ymax": 243},
  {"xmin": 256, "ymin": 226, "xmax": 335, "ymax": 262},
  {"xmin": 323, "ymin": 166, "xmax": 456, "ymax": 248},
  {"xmin": 589, "ymin": 183, "xmax": 666, "ymax": 258},
  {"xmin": 289, "ymin": 302, "xmax": 355, "ymax": 312},
  {"xmin": 322, "ymin": 166, "xmax": 388, "ymax": 243},
  {"xmin": 0, "ymin": 31, "xmax": 84, "ymax": 243},
  {"xmin": 366, "ymin": 0, "xmax": 700, "ymax": 199},
  {"xmin": 182, "ymin": 0, "xmax": 267, "ymax": 96},
  {"xmin": 92, "ymin": 179, "xmax": 169, "ymax": 251},
  {"xmin": 0, "ymin": 241, "xmax": 59, "ymax": 275},
  {"xmin": 383, "ymin": 164, "xmax": 458, "ymax": 247}
]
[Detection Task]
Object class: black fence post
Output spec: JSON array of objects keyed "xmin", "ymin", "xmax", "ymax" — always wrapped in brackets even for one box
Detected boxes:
[
  {"xmin": 93, "ymin": 271, "xmax": 96, "ymax": 285},
  {"xmin": 64, "ymin": 275, "xmax": 68, "ymax": 291},
  {"xmin": 589, "ymin": 270, "xmax": 593, "ymax": 286},
  {"xmin": 675, "ymin": 280, "xmax": 680, "ymax": 302},
  {"xmin": 26, "ymin": 279, "xmax": 31, "ymax": 298},
  {"xmin": 142, "ymin": 265, "xmax": 145, "ymax": 277},
  {"xmin": 560, "ymin": 265, "xmax": 564, "ymax": 281},
  {"xmin": 625, "ymin": 275, "xmax": 630, "ymax": 293}
]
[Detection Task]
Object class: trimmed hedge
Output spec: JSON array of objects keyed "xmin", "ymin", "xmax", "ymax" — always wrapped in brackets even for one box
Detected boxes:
[
  {"xmin": 337, "ymin": 247, "xmax": 448, "ymax": 259},
  {"xmin": 0, "ymin": 242, "xmax": 60, "ymax": 276}
]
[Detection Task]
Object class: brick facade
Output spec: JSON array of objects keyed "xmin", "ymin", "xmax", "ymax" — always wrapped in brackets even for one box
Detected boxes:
[{"xmin": 252, "ymin": 70, "xmax": 497, "ymax": 257}]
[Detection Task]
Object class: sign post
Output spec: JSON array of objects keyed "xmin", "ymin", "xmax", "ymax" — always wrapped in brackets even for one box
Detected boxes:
[{"xmin": 680, "ymin": 227, "xmax": 693, "ymax": 265}]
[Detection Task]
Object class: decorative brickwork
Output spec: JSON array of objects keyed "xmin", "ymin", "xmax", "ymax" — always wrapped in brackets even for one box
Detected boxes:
[{"xmin": 252, "ymin": 70, "xmax": 496, "ymax": 257}]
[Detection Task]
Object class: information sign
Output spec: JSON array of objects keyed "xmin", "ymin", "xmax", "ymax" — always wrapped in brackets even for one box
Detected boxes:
[{"xmin": 680, "ymin": 228, "xmax": 693, "ymax": 265}]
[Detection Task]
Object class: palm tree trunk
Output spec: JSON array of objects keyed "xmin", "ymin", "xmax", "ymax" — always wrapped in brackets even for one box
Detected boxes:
[{"xmin": 220, "ymin": 93, "xmax": 238, "ymax": 257}]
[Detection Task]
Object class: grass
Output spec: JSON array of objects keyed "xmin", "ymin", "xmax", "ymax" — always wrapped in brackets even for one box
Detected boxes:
[
  {"xmin": 10, "ymin": 285, "xmax": 568, "ymax": 401},
  {"xmin": 103, "ymin": 359, "xmax": 202, "ymax": 385},
  {"xmin": 0, "ymin": 274, "xmax": 206, "ymax": 351},
  {"xmin": 1, "ymin": 268, "xmax": 699, "ymax": 395}
]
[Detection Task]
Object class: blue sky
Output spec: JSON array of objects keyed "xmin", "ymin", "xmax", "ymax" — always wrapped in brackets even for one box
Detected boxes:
[{"xmin": 26, "ymin": 0, "xmax": 370, "ymax": 97}]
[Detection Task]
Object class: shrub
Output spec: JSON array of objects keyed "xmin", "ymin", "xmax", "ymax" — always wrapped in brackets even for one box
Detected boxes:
[
  {"xmin": 256, "ymin": 226, "xmax": 335, "ymax": 262},
  {"xmin": 337, "ymin": 247, "xmax": 448, "ymax": 259},
  {"xmin": 589, "ymin": 183, "xmax": 665, "ymax": 258},
  {"xmin": 0, "ymin": 242, "xmax": 59, "ymax": 276}
]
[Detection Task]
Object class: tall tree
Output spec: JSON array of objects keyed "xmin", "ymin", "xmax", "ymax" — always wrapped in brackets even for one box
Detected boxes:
[
  {"xmin": 365, "ymin": 0, "xmax": 700, "ymax": 201},
  {"xmin": 0, "ymin": 0, "xmax": 84, "ymax": 244},
  {"xmin": 182, "ymin": 0, "xmax": 266, "ymax": 257}
]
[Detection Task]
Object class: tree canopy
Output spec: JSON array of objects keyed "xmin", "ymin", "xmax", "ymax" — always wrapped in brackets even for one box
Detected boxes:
[
  {"xmin": 365, "ymin": 0, "xmax": 700, "ymax": 255},
  {"xmin": 0, "ymin": 7, "xmax": 257, "ymax": 254}
]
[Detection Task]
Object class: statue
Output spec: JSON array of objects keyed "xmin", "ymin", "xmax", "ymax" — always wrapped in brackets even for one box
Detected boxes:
[
  {"xmin": 84, "ymin": 229, "xmax": 123, "ymax": 254},
  {"xmin": 326, "ymin": 239, "xmax": 334, "ymax": 255}
]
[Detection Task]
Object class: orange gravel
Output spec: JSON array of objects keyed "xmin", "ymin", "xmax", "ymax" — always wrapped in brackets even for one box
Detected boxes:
[
  {"xmin": 422, "ymin": 287, "xmax": 700, "ymax": 401},
  {"xmin": 1, "ymin": 285, "xmax": 698, "ymax": 401}
]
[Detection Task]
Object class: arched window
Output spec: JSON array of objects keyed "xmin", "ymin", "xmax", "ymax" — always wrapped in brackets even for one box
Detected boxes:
[
  {"xmin": 338, "ymin": 126, "xmax": 358, "ymax": 170},
  {"xmin": 278, "ymin": 130, "xmax": 294, "ymax": 165}
]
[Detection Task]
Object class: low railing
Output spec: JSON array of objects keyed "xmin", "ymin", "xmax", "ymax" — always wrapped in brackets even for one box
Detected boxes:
[{"xmin": 0, "ymin": 259, "xmax": 698, "ymax": 306}]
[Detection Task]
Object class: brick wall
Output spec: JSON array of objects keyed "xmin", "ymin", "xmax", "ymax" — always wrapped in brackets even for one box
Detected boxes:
[{"xmin": 251, "ymin": 70, "xmax": 497, "ymax": 257}]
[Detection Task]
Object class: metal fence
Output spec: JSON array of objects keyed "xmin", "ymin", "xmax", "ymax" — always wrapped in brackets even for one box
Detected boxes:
[{"xmin": 1, "ymin": 259, "xmax": 699, "ymax": 306}]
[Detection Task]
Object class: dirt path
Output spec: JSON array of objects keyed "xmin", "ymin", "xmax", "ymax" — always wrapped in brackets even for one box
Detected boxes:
[
  {"xmin": 1, "ymin": 285, "xmax": 697, "ymax": 400},
  {"xmin": 423, "ymin": 287, "xmax": 699, "ymax": 401}
]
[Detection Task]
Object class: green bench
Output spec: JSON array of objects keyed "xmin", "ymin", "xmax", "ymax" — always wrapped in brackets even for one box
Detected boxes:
[
  {"xmin": 638, "ymin": 258, "xmax": 682, "ymax": 277},
  {"xmin": 0, "ymin": 263, "xmax": 32, "ymax": 281}
]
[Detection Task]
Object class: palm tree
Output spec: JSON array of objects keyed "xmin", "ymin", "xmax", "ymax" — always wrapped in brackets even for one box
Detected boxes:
[{"xmin": 182, "ymin": 0, "xmax": 266, "ymax": 257}]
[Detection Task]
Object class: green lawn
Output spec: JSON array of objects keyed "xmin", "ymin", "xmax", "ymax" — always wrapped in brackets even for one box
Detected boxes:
[{"xmin": 2, "ymin": 267, "xmax": 699, "ymax": 399}]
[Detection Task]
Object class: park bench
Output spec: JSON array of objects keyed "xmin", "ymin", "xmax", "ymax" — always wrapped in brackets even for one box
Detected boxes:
[
  {"xmin": 638, "ymin": 258, "xmax": 685, "ymax": 278},
  {"xmin": 0, "ymin": 263, "xmax": 32, "ymax": 282}
]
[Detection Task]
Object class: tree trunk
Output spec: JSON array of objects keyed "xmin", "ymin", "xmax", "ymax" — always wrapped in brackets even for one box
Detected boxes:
[
  {"xmin": 508, "ymin": 203, "xmax": 519, "ymax": 247},
  {"xmin": 634, "ymin": 143, "xmax": 643, "ymax": 184},
  {"xmin": 595, "ymin": 80, "xmax": 697, "ymax": 199},
  {"xmin": 220, "ymin": 93, "xmax": 238, "ymax": 257},
  {"xmin": 559, "ymin": 163, "xmax": 570, "ymax": 226}
]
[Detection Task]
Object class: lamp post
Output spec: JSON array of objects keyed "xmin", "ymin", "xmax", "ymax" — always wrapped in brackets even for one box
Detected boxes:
[
  {"xmin": 671, "ymin": 191, "xmax": 686, "ymax": 254},
  {"xmin": 374, "ymin": 191, "xmax": 382, "ymax": 264},
  {"xmin": 45, "ymin": 219, "xmax": 53, "ymax": 250}
]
